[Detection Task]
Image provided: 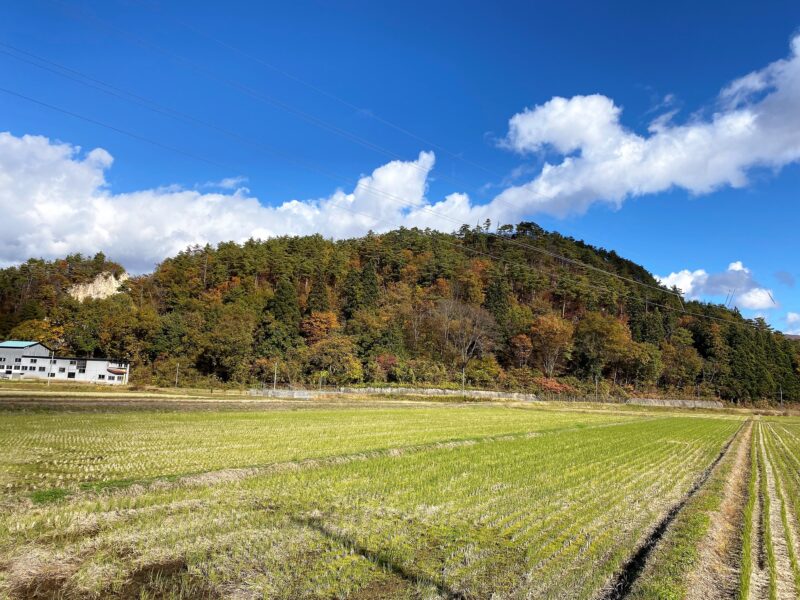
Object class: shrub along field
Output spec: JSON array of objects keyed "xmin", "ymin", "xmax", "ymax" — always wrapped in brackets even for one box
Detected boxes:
[{"xmin": 1, "ymin": 399, "xmax": 792, "ymax": 599}]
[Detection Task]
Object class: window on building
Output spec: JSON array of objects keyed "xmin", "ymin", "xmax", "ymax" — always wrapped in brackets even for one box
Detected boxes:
[
  {"xmin": 13, "ymin": 365, "xmax": 19, "ymax": 370},
  {"xmin": 38, "ymin": 367, "xmax": 46, "ymax": 372},
  {"xmin": 14, "ymin": 358, "xmax": 21, "ymax": 363},
  {"xmin": 48, "ymin": 373, "xmax": 55, "ymax": 378},
  {"xmin": 69, "ymin": 360, "xmax": 76, "ymax": 365},
  {"xmin": 67, "ymin": 372, "xmax": 76, "ymax": 379},
  {"xmin": 78, "ymin": 368, "xmax": 86, "ymax": 374},
  {"xmin": 50, "ymin": 359, "xmax": 57, "ymax": 364},
  {"xmin": 29, "ymin": 359, "xmax": 37, "ymax": 364},
  {"xmin": 21, "ymin": 366, "xmax": 28, "ymax": 371},
  {"xmin": 58, "ymin": 367, "xmax": 65, "ymax": 373},
  {"xmin": 0, "ymin": 357, "xmax": 5, "ymax": 362},
  {"xmin": 98, "ymin": 374, "xmax": 105, "ymax": 380}
]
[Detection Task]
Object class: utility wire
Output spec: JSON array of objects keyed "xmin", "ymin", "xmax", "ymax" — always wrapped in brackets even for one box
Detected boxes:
[
  {"xmin": 42, "ymin": 2, "xmax": 679, "ymax": 300},
  {"xmin": 0, "ymin": 43, "xmax": 349, "ymax": 182},
  {"xmin": 137, "ymin": 0, "xmax": 505, "ymax": 180},
  {"xmin": 125, "ymin": 4, "xmax": 682, "ymax": 299},
  {"xmin": 0, "ymin": 86, "xmax": 227, "ymax": 168},
  {"xmin": 0, "ymin": 84, "xmax": 763, "ymax": 330},
  {"xmin": 0, "ymin": 35, "xmax": 679, "ymax": 301}
]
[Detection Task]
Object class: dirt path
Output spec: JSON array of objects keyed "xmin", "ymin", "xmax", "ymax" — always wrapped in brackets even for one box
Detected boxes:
[{"xmin": 686, "ymin": 421, "xmax": 752, "ymax": 600}]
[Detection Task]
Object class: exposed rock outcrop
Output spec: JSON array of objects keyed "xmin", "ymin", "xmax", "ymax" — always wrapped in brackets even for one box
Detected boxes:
[{"xmin": 68, "ymin": 272, "xmax": 129, "ymax": 302}]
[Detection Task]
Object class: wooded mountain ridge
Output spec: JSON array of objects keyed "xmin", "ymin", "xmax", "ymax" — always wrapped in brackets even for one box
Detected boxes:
[{"xmin": 1, "ymin": 222, "xmax": 797, "ymax": 403}]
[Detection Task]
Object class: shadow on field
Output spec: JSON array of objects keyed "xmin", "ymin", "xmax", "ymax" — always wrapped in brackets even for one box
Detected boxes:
[{"xmin": 292, "ymin": 514, "xmax": 456, "ymax": 598}]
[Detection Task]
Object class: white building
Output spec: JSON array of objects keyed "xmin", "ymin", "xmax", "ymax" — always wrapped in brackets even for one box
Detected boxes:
[{"xmin": 0, "ymin": 340, "xmax": 129, "ymax": 385}]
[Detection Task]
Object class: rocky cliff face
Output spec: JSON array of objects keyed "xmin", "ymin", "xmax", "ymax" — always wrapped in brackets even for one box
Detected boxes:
[{"xmin": 68, "ymin": 272, "xmax": 129, "ymax": 302}]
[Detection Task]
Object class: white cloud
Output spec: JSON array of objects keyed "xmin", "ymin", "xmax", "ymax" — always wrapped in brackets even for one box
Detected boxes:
[
  {"xmin": 493, "ymin": 34, "xmax": 800, "ymax": 216},
  {"xmin": 0, "ymin": 131, "xmax": 531, "ymax": 272},
  {"xmin": 657, "ymin": 261, "xmax": 777, "ymax": 311},
  {"xmin": 786, "ymin": 312, "xmax": 800, "ymax": 335},
  {"xmin": 3, "ymin": 35, "xmax": 800, "ymax": 272},
  {"xmin": 737, "ymin": 288, "xmax": 776, "ymax": 310},
  {"xmin": 728, "ymin": 261, "xmax": 747, "ymax": 272},
  {"xmin": 198, "ymin": 176, "xmax": 249, "ymax": 191},
  {"xmin": 0, "ymin": 132, "xmax": 453, "ymax": 271},
  {"xmin": 657, "ymin": 269, "xmax": 708, "ymax": 297}
]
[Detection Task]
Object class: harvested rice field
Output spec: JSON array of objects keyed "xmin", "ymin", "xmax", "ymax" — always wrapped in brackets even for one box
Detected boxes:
[{"xmin": 0, "ymin": 398, "xmax": 792, "ymax": 599}]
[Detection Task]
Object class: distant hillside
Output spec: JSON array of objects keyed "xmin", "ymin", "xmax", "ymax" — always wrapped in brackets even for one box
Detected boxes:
[{"xmin": 0, "ymin": 222, "xmax": 797, "ymax": 403}]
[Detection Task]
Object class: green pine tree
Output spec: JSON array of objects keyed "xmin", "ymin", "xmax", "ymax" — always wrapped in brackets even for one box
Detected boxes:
[
  {"xmin": 307, "ymin": 272, "xmax": 330, "ymax": 314},
  {"xmin": 484, "ymin": 272, "xmax": 511, "ymax": 325},
  {"xmin": 361, "ymin": 261, "xmax": 379, "ymax": 309},
  {"xmin": 268, "ymin": 276, "xmax": 301, "ymax": 327},
  {"xmin": 342, "ymin": 269, "xmax": 364, "ymax": 319}
]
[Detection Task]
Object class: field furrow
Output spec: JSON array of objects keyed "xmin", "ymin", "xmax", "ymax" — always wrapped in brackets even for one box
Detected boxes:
[
  {"xmin": 762, "ymin": 423, "xmax": 800, "ymax": 594},
  {"xmin": 758, "ymin": 425, "xmax": 795, "ymax": 599}
]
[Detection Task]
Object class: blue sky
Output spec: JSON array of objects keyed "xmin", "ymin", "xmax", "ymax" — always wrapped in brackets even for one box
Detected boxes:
[{"xmin": 1, "ymin": 0, "xmax": 799, "ymax": 332}]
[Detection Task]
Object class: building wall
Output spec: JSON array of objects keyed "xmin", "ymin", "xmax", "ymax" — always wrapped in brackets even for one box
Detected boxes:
[
  {"xmin": 0, "ymin": 348, "xmax": 128, "ymax": 384},
  {"xmin": 0, "ymin": 343, "xmax": 50, "ymax": 365}
]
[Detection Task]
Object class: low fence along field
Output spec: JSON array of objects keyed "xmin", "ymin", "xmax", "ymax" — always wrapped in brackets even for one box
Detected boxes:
[{"xmin": 0, "ymin": 399, "xmax": 796, "ymax": 598}]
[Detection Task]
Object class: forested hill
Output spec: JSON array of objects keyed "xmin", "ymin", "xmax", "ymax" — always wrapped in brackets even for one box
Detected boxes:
[{"xmin": 1, "ymin": 222, "xmax": 798, "ymax": 403}]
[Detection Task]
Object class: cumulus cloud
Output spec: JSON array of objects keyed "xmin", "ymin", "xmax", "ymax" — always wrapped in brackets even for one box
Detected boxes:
[
  {"xmin": 494, "ymin": 34, "xmax": 800, "ymax": 216},
  {"xmin": 657, "ymin": 261, "xmax": 777, "ymax": 310},
  {"xmin": 3, "ymin": 35, "xmax": 800, "ymax": 272},
  {"xmin": 0, "ymin": 129, "xmax": 533, "ymax": 271},
  {"xmin": 0, "ymin": 132, "xmax": 453, "ymax": 271},
  {"xmin": 786, "ymin": 312, "xmax": 800, "ymax": 335}
]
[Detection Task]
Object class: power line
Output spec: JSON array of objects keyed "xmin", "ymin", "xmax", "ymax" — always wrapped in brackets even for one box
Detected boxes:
[
  {"xmin": 46, "ymin": 1, "xmax": 532, "ymax": 217},
  {"xmin": 46, "ymin": 0, "xmax": 426, "ymax": 171},
  {"xmin": 0, "ymin": 42, "xmax": 349, "ymax": 182},
  {"xmin": 12, "ymin": 9, "xmax": 769, "ymax": 331},
  {"xmin": 0, "ymin": 86, "xmax": 227, "ymax": 168},
  {"xmin": 0, "ymin": 85, "xmax": 761, "ymax": 330},
  {"xmin": 137, "ymin": 0, "xmax": 505, "ymax": 180},
  {"xmin": 125, "ymin": 4, "xmax": 682, "ymax": 299},
  {"xmin": 1, "ymin": 33, "xmax": 679, "ymax": 301}
]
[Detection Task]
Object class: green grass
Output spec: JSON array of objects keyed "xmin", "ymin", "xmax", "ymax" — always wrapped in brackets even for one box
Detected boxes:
[
  {"xmin": 28, "ymin": 487, "xmax": 70, "ymax": 505},
  {"xmin": 0, "ymin": 403, "xmax": 740, "ymax": 599}
]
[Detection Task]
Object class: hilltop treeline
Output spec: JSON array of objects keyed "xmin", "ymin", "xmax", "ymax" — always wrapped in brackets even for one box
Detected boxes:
[{"xmin": 1, "ymin": 223, "xmax": 797, "ymax": 403}]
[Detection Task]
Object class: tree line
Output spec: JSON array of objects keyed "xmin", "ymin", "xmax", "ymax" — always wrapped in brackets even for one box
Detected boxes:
[{"xmin": 0, "ymin": 222, "xmax": 797, "ymax": 403}]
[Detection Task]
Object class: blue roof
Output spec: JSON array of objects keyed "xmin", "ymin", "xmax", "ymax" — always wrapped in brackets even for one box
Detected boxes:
[{"xmin": 0, "ymin": 340, "xmax": 40, "ymax": 348}]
